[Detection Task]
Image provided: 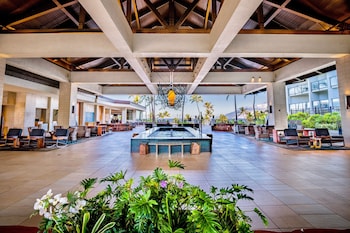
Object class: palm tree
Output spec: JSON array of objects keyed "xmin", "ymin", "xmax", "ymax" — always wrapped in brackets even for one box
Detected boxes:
[
  {"xmin": 157, "ymin": 111, "xmax": 170, "ymax": 119},
  {"xmin": 252, "ymin": 93, "xmax": 256, "ymax": 121},
  {"xmin": 238, "ymin": 107, "xmax": 249, "ymax": 117},
  {"xmin": 185, "ymin": 114, "xmax": 191, "ymax": 122},
  {"xmin": 190, "ymin": 95, "xmax": 203, "ymax": 116},
  {"xmin": 130, "ymin": 95, "xmax": 141, "ymax": 103},
  {"xmin": 138, "ymin": 95, "xmax": 156, "ymax": 123},
  {"xmin": 218, "ymin": 114, "xmax": 228, "ymax": 123},
  {"xmin": 226, "ymin": 94, "xmax": 238, "ymax": 123},
  {"xmin": 204, "ymin": 101, "xmax": 214, "ymax": 123}
]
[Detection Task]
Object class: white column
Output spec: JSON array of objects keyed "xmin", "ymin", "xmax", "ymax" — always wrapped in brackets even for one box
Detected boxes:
[
  {"xmin": 58, "ymin": 82, "xmax": 78, "ymax": 127},
  {"xmin": 78, "ymin": 102, "xmax": 86, "ymax": 126},
  {"xmin": 0, "ymin": 59, "xmax": 5, "ymax": 136},
  {"xmin": 132, "ymin": 110, "xmax": 137, "ymax": 122},
  {"xmin": 105, "ymin": 108, "xmax": 112, "ymax": 124},
  {"xmin": 46, "ymin": 97, "xmax": 54, "ymax": 131},
  {"xmin": 266, "ymin": 82, "xmax": 288, "ymax": 129},
  {"xmin": 336, "ymin": 55, "xmax": 350, "ymax": 144},
  {"xmin": 122, "ymin": 108, "xmax": 127, "ymax": 123}
]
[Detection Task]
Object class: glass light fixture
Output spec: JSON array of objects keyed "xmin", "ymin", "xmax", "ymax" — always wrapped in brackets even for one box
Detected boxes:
[{"xmin": 157, "ymin": 71, "xmax": 187, "ymax": 110}]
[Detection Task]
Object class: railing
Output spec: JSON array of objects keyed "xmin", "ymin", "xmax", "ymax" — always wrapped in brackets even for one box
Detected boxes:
[{"xmin": 290, "ymin": 106, "xmax": 340, "ymax": 115}]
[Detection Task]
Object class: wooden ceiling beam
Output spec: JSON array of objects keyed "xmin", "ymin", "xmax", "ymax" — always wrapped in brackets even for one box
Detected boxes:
[
  {"xmin": 211, "ymin": 0, "xmax": 217, "ymax": 22},
  {"xmin": 144, "ymin": 0, "xmax": 169, "ymax": 28},
  {"xmin": 5, "ymin": 0, "xmax": 78, "ymax": 28},
  {"xmin": 78, "ymin": 5, "xmax": 87, "ymax": 30},
  {"xmin": 169, "ymin": 0, "xmax": 175, "ymax": 27},
  {"xmin": 264, "ymin": 0, "xmax": 292, "ymax": 28},
  {"xmin": 175, "ymin": 0, "xmax": 200, "ymax": 29},
  {"xmin": 52, "ymin": 0, "xmax": 79, "ymax": 26},
  {"xmin": 132, "ymin": 0, "xmax": 141, "ymax": 29},
  {"xmin": 204, "ymin": 0, "xmax": 211, "ymax": 29},
  {"xmin": 256, "ymin": 3, "xmax": 264, "ymax": 29},
  {"xmin": 126, "ymin": 0, "xmax": 132, "ymax": 24}
]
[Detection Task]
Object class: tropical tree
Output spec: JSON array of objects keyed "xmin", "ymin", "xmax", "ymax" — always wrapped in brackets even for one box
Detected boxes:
[
  {"xmin": 137, "ymin": 95, "xmax": 156, "ymax": 122},
  {"xmin": 157, "ymin": 111, "xmax": 171, "ymax": 119},
  {"xmin": 238, "ymin": 107, "xmax": 249, "ymax": 118},
  {"xmin": 130, "ymin": 95, "xmax": 143, "ymax": 120},
  {"xmin": 255, "ymin": 111, "xmax": 267, "ymax": 125},
  {"xmin": 190, "ymin": 95, "xmax": 203, "ymax": 116},
  {"xmin": 246, "ymin": 112, "xmax": 255, "ymax": 124},
  {"xmin": 218, "ymin": 114, "xmax": 228, "ymax": 123},
  {"xmin": 203, "ymin": 101, "xmax": 214, "ymax": 123},
  {"xmin": 226, "ymin": 94, "xmax": 238, "ymax": 122},
  {"xmin": 130, "ymin": 95, "xmax": 141, "ymax": 103}
]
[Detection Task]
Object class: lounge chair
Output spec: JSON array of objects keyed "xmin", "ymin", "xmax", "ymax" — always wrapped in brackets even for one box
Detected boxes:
[
  {"xmin": 21, "ymin": 128, "xmax": 46, "ymax": 148},
  {"xmin": 314, "ymin": 128, "xmax": 345, "ymax": 147},
  {"xmin": 0, "ymin": 128, "xmax": 22, "ymax": 147},
  {"xmin": 283, "ymin": 128, "xmax": 310, "ymax": 146},
  {"xmin": 254, "ymin": 126, "xmax": 270, "ymax": 140},
  {"xmin": 46, "ymin": 128, "xmax": 69, "ymax": 148}
]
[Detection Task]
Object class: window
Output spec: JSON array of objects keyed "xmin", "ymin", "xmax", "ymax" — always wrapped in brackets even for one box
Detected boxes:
[
  {"xmin": 320, "ymin": 99, "xmax": 329, "ymax": 108},
  {"xmin": 332, "ymin": 98, "xmax": 340, "ymax": 107},
  {"xmin": 288, "ymin": 84, "xmax": 308, "ymax": 96},
  {"xmin": 311, "ymin": 79, "xmax": 328, "ymax": 91},
  {"xmin": 330, "ymin": 76, "xmax": 338, "ymax": 88}
]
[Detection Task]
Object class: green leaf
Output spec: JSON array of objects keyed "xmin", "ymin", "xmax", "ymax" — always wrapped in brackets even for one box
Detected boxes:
[
  {"xmin": 254, "ymin": 207, "xmax": 268, "ymax": 226},
  {"xmin": 82, "ymin": 212, "xmax": 90, "ymax": 233},
  {"xmin": 91, "ymin": 213, "xmax": 106, "ymax": 233},
  {"xmin": 97, "ymin": 222, "xmax": 116, "ymax": 233},
  {"xmin": 168, "ymin": 160, "xmax": 185, "ymax": 169}
]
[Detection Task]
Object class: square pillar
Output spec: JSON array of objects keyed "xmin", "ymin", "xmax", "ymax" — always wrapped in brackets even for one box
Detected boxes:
[
  {"xmin": 336, "ymin": 55, "xmax": 350, "ymax": 145},
  {"xmin": 266, "ymin": 82, "xmax": 288, "ymax": 129},
  {"xmin": 58, "ymin": 82, "xmax": 78, "ymax": 127},
  {"xmin": 0, "ymin": 59, "xmax": 5, "ymax": 136}
]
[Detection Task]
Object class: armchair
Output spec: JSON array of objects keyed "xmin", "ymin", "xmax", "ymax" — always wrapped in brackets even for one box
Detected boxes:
[
  {"xmin": 21, "ymin": 128, "xmax": 46, "ymax": 148},
  {"xmin": 77, "ymin": 126, "xmax": 91, "ymax": 138},
  {"xmin": 314, "ymin": 128, "xmax": 345, "ymax": 147},
  {"xmin": 46, "ymin": 128, "xmax": 69, "ymax": 148},
  {"xmin": 283, "ymin": 128, "xmax": 310, "ymax": 146},
  {"xmin": 0, "ymin": 128, "xmax": 22, "ymax": 147},
  {"xmin": 254, "ymin": 126, "xmax": 270, "ymax": 140}
]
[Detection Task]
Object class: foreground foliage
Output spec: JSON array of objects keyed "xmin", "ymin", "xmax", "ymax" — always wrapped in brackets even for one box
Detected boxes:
[{"xmin": 33, "ymin": 160, "xmax": 268, "ymax": 233}]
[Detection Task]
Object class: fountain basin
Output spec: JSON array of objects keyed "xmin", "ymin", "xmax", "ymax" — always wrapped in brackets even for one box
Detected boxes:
[{"xmin": 131, "ymin": 127, "xmax": 211, "ymax": 154}]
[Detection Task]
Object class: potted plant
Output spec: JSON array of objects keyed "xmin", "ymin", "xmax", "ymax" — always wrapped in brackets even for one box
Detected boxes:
[{"xmin": 32, "ymin": 160, "xmax": 268, "ymax": 233}]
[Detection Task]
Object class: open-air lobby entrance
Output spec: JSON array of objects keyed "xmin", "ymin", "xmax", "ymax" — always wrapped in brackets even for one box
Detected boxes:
[
  {"xmin": 2, "ymin": 0, "xmax": 350, "ymax": 232},
  {"xmin": 0, "ymin": 126, "xmax": 349, "ymax": 232}
]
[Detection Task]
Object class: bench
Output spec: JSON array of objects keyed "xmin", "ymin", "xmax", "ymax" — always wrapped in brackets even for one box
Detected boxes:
[{"xmin": 148, "ymin": 142, "xmax": 191, "ymax": 156}]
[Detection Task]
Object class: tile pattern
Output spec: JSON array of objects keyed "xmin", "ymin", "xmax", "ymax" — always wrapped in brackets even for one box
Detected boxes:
[{"xmin": 0, "ymin": 126, "xmax": 349, "ymax": 231}]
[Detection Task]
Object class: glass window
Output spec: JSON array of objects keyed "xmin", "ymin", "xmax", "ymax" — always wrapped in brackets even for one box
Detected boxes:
[
  {"xmin": 332, "ymin": 98, "xmax": 340, "ymax": 107},
  {"xmin": 330, "ymin": 76, "xmax": 338, "ymax": 88},
  {"xmin": 320, "ymin": 99, "xmax": 329, "ymax": 108}
]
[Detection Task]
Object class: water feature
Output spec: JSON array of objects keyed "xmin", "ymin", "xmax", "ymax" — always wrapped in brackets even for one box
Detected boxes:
[{"xmin": 131, "ymin": 126, "xmax": 211, "ymax": 154}]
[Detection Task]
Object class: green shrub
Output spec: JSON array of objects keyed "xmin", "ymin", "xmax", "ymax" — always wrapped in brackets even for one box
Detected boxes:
[
  {"xmin": 33, "ymin": 161, "xmax": 268, "ymax": 233},
  {"xmin": 288, "ymin": 112, "xmax": 341, "ymax": 129}
]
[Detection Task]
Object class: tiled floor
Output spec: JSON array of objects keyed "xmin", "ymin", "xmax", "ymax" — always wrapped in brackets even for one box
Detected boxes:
[{"xmin": 0, "ymin": 126, "xmax": 350, "ymax": 232}]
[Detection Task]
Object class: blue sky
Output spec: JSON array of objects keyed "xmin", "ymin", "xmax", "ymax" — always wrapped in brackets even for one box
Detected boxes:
[{"xmin": 111, "ymin": 92, "xmax": 267, "ymax": 118}]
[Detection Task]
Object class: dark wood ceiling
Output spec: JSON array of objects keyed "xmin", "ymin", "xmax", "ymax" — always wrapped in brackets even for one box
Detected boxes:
[{"xmin": 1, "ymin": 0, "xmax": 349, "ymax": 74}]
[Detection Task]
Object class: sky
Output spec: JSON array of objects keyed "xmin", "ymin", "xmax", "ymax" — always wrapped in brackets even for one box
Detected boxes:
[{"xmin": 109, "ymin": 92, "xmax": 267, "ymax": 119}]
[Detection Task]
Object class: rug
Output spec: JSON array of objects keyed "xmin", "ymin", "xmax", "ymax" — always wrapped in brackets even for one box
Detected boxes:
[
  {"xmin": 267, "ymin": 142, "xmax": 350, "ymax": 151},
  {"xmin": 0, "ymin": 226, "xmax": 349, "ymax": 233},
  {"xmin": 0, "ymin": 226, "xmax": 38, "ymax": 233}
]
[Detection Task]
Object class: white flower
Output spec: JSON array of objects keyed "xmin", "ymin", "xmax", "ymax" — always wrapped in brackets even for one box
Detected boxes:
[
  {"xmin": 42, "ymin": 189, "xmax": 53, "ymax": 200},
  {"xmin": 33, "ymin": 199, "xmax": 42, "ymax": 210},
  {"xmin": 69, "ymin": 206, "xmax": 79, "ymax": 214},
  {"xmin": 75, "ymin": 199, "xmax": 86, "ymax": 209},
  {"xmin": 44, "ymin": 211, "xmax": 53, "ymax": 220}
]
